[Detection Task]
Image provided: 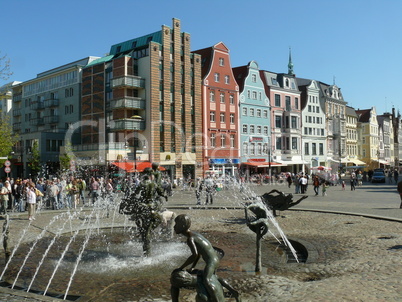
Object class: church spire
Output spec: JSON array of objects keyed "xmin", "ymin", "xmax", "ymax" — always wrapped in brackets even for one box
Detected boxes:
[{"xmin": 288, "ymin": 47, "xmax": 294, "ymax": 76}]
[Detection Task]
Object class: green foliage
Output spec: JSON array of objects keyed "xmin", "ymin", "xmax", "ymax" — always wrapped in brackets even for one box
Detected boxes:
[
  {"xmin": 29, "ymin": 140, "xmax": 41, "ymax": 176},
  {"xmin": 59, "ymin": 141, "xmax": 75, "ymax": 171},
  {"xmin": 0, "ymin": 116, "xmax": 19, "ymax": 165}
]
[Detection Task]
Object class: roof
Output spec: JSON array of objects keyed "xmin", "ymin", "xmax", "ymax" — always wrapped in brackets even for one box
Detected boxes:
[
  {"xmin": 356, "ymin": 109, "xmax": 371, "ymax": 122},
  {"xmin": 232, "ymin": 65, "xmax": 248, "ymax": 92},
  {"xmin": 192, "ymin": 46, "xmax": 214, "ymax": 78},
  {"xmin": 345, "ymin": 106, "xmax": 357, "ymax": 117},
  {"xmin": 85, "ymin": 55, "xmax": 114, "ymax": 68},
  {"xmin": 110, "ymin": 31, "xmax": 162, "ymax": 55}
]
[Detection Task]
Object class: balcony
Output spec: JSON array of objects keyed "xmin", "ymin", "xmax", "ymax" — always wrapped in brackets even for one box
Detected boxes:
[
  {"xmin": 44, "ymin": 98, "xmax": 59, "ymax": 107},
  {"xmin": 12, "ymin": 109, "xmax": 21, "ymax": 117},
  {"xmin": 109, "ymin": 118, "xmax": 145, "ymax": 131},
  {"xmin": 12, "ymin": 123, "xmax": 21, "ymax": 131},
  {"xmin": 30, "ymin": 102, "xmax": 45, "ymax": 110},
  {"xmin": 110, "ymin": 97, "xmax": 145, "ymax": 110},
  {"xmin": 111, "ymin": 76, "xmax": 145, "ymax": 89},
  {"xmin": 29, "ymin": 118, "xmax": 44, "ymax": 126},
  {"xmin": 44, "ymin": 115, "xmax": 59, "ymax": 124},
  {"xmin": 13, "ymin": 94, "xmax": 22, "ymax": 102}
]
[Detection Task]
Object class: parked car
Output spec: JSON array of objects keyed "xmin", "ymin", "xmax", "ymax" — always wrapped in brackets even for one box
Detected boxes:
[{"xmin": 371, "ymin": 171, "xmax": 386, "ymax": 183}]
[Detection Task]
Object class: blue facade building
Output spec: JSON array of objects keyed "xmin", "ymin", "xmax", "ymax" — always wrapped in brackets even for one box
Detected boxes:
[{"xmin": 233, "ymin": 61, "xmax": 271, "ymax": 175}]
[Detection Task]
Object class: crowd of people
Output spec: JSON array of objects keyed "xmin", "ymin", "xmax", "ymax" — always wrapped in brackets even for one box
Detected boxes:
[{"xmin": 0, "ymin": 175, "xmax": 119, "ymax": 221}]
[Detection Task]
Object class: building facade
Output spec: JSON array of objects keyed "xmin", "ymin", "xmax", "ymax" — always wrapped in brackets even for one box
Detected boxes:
[
  {"xmin": 319, "ymin": 83, "xmax": 347, "ymax": 171},
  {"xmin": 356, "ymin": 107, "xmax": 380, "ymax": 170},
  {"xmin": 79, "ymin": 18, "xmax": 203, "ymax": 179},
  {"xmin": 233, "ymin": 61, "xmax": 271, "ymax": 176},
  {"xmin": 298, "ymin": 79, "xmax": 327, "ymax": 168},
  {"xmin": 193, "ymin": 42, "xmax": 240, "ymax": 176}
]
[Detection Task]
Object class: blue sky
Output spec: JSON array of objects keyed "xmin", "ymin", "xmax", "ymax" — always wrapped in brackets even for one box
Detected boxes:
[{"xmin": 2, "ymin": 0, "xmax": 401, "ymax": 115}]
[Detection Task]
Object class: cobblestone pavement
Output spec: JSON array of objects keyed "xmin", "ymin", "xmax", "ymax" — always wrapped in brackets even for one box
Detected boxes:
[{"xmin": 0, "ymin": 180, "xmax": 401, "ymax": 301}]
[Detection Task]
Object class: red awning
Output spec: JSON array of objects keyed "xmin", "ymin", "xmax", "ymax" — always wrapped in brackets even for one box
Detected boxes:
[
  {"xmin": 112, "ymin": 161, "xmax": 166, "ymax": 173},
  {"xmin": 111, "ymin": 161, "xmax": 134, "ymax": 172},
  {"xmin": 243, "ymin": 161, "xmax": 284, "ymax": 167}
]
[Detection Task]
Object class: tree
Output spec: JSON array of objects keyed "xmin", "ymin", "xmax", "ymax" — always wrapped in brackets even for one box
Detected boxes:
[
  {"xmin": 28, "ymin": 140, "xmax": 41, "ymax": 178},
  {"xmin": 0, "ymin": 116, "xmax": 19, "ymax": 165},
  {"xmin": 59, "ymin": 141, "xmax": 75, "ymax": 171},
  {"xmin": 0, "ymin": 52, "xmax": 12, "ymax": 81}
]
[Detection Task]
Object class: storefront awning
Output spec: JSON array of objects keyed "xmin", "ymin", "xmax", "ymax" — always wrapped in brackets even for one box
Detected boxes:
[
  {"xmin": 112, "ymin": 161, "xmax": 166, "ymax": 172},
  {"xmin": 349, "ymin": 159, "xmax": 366, "ymax": 165},
  {"xmin": 243, "ymin": 161, "xmax": 286, "ymax": 167},
  {"xmin": 278, "ymin": 160, "xmax": 308, "ymax": 165}
]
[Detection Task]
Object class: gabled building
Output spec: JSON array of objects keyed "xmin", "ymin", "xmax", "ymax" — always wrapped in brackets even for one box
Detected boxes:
[
  {"xmin": 193, "ymin": 42, "xmax": 240, "ymax": 176},
  {"xmin": 356, "ymin": 107, "xmax": 380, "ymax": 170},
  {"xmin": 79, "ymin": 18, "xmax": 203, "ymax": 179},
  {"xmin": 233, "ymin": 61, "xmax": 271, "ymax": 177},
  {"xmin": 345, "ymin": 106, "xmax": 365, "ymax": 166},
  {"xmin": 377, "ymin": 113, "xmax": 394, "ymax": 167},
  {"xmin": 319, "ymin": 82, "xmax": 347, "ymax": 171},
  {"xmin": 260, "ymin": 68, "xmax": 303, "ymax": 173},
  {"xmin": 297, "ymin": 78, "xmax": 327, "ymax": 168}
]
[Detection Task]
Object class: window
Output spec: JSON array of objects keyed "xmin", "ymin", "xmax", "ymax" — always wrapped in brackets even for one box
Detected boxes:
[
  {"xmin": 214, "ymin": 73, "xmax": 220, "ymax": 82},
  {"xmin": 210, "ymin": 111, "xmax": 215, "ymax": 122},
  {"xmin": 292, "ymin": 137, "xmax": 297, "ymax": 150},
  {"xmin": 225, "ymin": 75, "xmax": 230, "ymax": 84},
  {"xmin": 229, "ymin": 94, "xmax": 234, "ymax": 104},
  {"xmin": 319, "ymin": 143, "xmax": 324, "ymax": 155},
  {"xmin": 295, "ymin": 97, "xmax": 299, "ymax": 109},
  {"xmin": 210, "ymin": 133, "xmax": 216, "ymax": 147},
  {"xmin": 251, "ymin": 74, "xmax": 257, "ymax": 82},
  {"xmin": 252, "ymin": 91, "xmax": 257, "ymax": 99},
  {"xmin": 250, "ymin": 125, "xmax": 255, "ymax": 134},
  {"xmin": 263, "ymin": 126, "xmax": 268, "ymax": 135},
  {"xmin": 220, "ymin": 135, "xmax": 226, "ymax": 148},
  {"xmin": 242, "ymin": 107, "xmax": 247, "ymax": 115},
  {"xmin": 308, "ymin": 105, "xmax": 311, "ymax": 112},
  {"xmin": 220, "ymin": 92, "xmax": 225, "ymax": 103},
  {"xmin": 230, "ymin": 113, "xmax": 235, "ymax": 124},
  {"xmin": 250, "ymin": 143, "xmax": 255, "ymax": 155},
  {"xmin": 247, "ymin": 90, "xmax": 251, "ymax": 98},
  {"xmin": 219, "ymin": 58, "xmax": 224, "ymax": 66},
  {"xmin": 210, "ymin": 90, "xmax": 215, "ymax": 102},
  {"xmin": 70, "ymin": 105, "xmax": 73, "ymax": 113},
  {"xmin": 256, "ymin": 109, "xmax": 261, "ymax": 117},
  {"xmin": 305, "ymin": 142, "xmax": 309, "ymax": 155},
  {"xmin": 249, "ymin": 108, "xmax": 255, "ymax": 116},
  {"xmin": 285, "ymin": 96, "xmax": 291, "ymax": 111},
  {"xmin": 291, "ymin": 116, "xmax": 297, "ymax": 129},
  {"xmin": 230, "ymin": 134, "xmax": 235, "ymax": 148},
  {"xmin": 263, "ymin": 110, "xmax": 268, "ymax": 118},
  {"xmin": 220, "ymin": 113, "xmax": 225, "ymax": 123},
  {"xmin": 276, "ymin": 137, "xmax": 282, "ymax": 150},
  {"xmin": 243, "ymin": 143, "xmax": 248, "ymax": 155},
  {"xmin": 242, "ymin": 124, "xmax": 248, "ymax": 134},
  {"xmin": 275, "ymin": 94, "xmax": 281, "ymax": 106},
  {"xmin": 257, "ymin": 126, "xmax": 262, "ymax": 134},
  {"xmin": 65, "ymin": 105, "xmax": 68, "ymax": 114},
  {"xmin": 316, "ymin": 106, "xmax": 320, "ymax": 113},
  {"xmin": 312, "ymin": 143, "xmax": 317, "ymax": 155},
  {"xmin": 275, "ymin": 116, "xmax": 282, "ymax": 128},
  {"xmin": 257, "ymin": 143, "xmax": 262, "ymax": 155}
]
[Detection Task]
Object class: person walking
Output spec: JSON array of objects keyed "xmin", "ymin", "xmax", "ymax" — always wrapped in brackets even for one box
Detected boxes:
[
  {"xmin": 394, "ymin": 169, "xmax": 399, "ymax": 184},
  {"xmin": 26, "ymin": 181, "xmax": 37, "ymax": 221},
  {"xmin": 299, "ymin": 175, "xmax": 307, "ymax": 194},
  {"xmin": 350, "ymin": 171, "xmax": 356, "ymax": 191},
  {"xmin": 313, "ymin": 176, "xmax": 320, "ymax": 196},
  {"xmin": 0, "ymin": 181, "xmax": 11, "ymax": 215},
  {"xmin": 398, "ymin": 179, "xmax": 402, "ymax": 209}
]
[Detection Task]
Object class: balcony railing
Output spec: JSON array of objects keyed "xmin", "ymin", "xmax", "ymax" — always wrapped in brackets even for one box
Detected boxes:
[
  {"xmin": 110, "ymin": 97, "xmax": 145, "ymax": 110},
  {"xmin": 13, "ymin": 94, "xmax": 22, "ymax": 102},
  {"xmin": 109, "ymin": 118, "xmax": 145, "ymax": 131},
  {"xmin": 72, "ymin": 142, "xmax": 127, "ymax": 151},
  {"xmin": 44, "ymin": 98, "xmax": 59, "ymax": 107},
  {"xmin": 29, "ymin": 102, "xmax": 45, "ymax": 110},
  {"xmin": 111, "ymin": 76, "xmax": 145, "ymax": 89},
  {"xmin": 29, "ymin": 118, "xmax": 44, "ymax": 126},
  {"xmin": 12, "ymin": 109, "xmax": 21, "ymax": 117},
  {"xmin": 12, "ymin": 123, "xmax": 21, "ymax": 131},
  {"xmin": 44, "ymin": 115, "xmax": 59, "ymax": 124}
]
